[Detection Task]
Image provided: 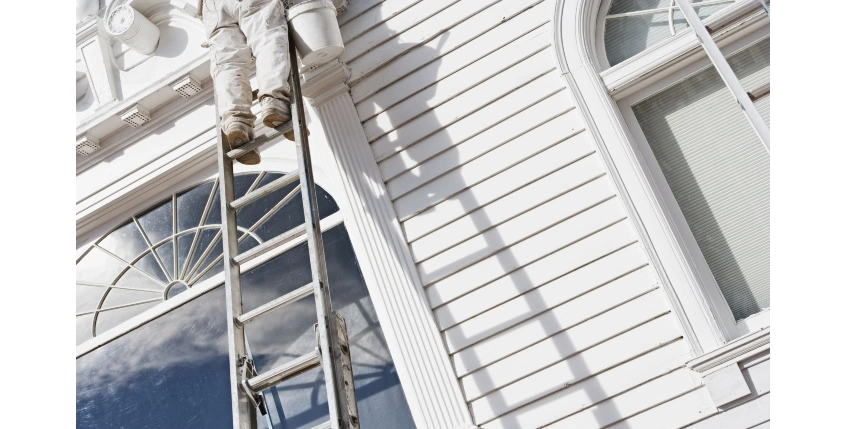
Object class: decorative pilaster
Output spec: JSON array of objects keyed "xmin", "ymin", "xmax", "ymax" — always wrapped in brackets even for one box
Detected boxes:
[{"xmin": 302, "ymin": 62, "xmax": 477, "ymax": 429}]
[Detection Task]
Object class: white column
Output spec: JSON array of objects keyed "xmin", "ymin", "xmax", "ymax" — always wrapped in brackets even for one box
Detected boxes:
[{"xmin": 301, "ymin": 62, "xmax": 476, "ymax": 429}]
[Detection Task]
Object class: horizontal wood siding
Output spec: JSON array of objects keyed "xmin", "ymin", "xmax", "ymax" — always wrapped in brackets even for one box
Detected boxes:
[{"xmin": 341, "ymin": 1, "xmax": 717, "ymax": 427}]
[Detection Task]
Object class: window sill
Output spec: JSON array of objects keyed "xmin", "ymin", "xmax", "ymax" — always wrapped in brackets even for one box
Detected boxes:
[{"xmin": 687, "ymin": 326, "xmax": 770, "ymax": 375}]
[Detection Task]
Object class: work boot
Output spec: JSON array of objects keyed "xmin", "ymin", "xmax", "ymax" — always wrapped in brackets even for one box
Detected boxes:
[
  {"xmin": 260, "ymin": 95, "xmax": 309, "ymax": 141},
  {"xmin": 224, "ymin": 121, "xmax": 261, "ymax": 165},
  {"xmin": 260, "ymin": 96, "xmax": 291, "ymax": 128}
]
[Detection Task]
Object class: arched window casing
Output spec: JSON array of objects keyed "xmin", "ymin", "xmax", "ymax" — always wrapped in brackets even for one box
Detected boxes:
[{"xmin": 555, "ymin": 0, "xmax": 769, "ymax": 353}]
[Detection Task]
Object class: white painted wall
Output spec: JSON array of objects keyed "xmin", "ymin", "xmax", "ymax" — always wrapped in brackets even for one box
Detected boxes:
[
  {"xmin": 339, "ymin": 0, "xmax": 768, "ymax": 427},
  {"xmin": 75, "ymin": 0, "xmax": 770, "ymax": 427}
]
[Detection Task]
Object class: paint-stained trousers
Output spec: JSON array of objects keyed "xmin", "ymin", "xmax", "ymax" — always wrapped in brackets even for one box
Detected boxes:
[{"xmin": 203, "ymin": 0, "xmax": 291, "ymax": 128}]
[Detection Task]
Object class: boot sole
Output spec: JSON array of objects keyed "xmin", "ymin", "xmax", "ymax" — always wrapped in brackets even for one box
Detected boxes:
[
  {"xmin": 225, "ymin": 128, "xmax": 260, "ymax": 165},
  {"xmin": 262, "ymin": 108, "xmax": 291, "ymax": 129},
  {"xmin": 237, "ymin": 149, "xmax": 261, "ymax": 165}
]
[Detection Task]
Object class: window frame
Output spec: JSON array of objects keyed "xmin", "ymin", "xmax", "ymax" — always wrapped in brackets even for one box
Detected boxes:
[
  {"xmin": 553, "ymin": 0, "xmax": 770, "ymax": 353},
  {"xmin": 615, "ymin": 28, "xmax": 772, "ymax": 339},
  {"xmin": 76, "ymin": 162, "xmax": 347, "ymax": 357},
  {"xmin": 596, "ymin": 0, "xmax": 741, "ymax": 72}
]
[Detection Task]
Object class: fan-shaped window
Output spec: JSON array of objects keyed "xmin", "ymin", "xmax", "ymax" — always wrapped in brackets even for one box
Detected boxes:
[
  {"xmin": 76, "ymin": 171, "xmax": 338, "ymax": 343},
  {"xmin": 76, "ymin": 171, "xmax": 417, "ymax": 429},
  {"xmin": 603, "ymin": 0, "xmax": 736, "ymax": 67}
]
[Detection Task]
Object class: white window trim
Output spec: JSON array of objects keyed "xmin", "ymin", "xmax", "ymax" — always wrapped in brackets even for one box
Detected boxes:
[
  {"xmin": 616, "ymin": 27, "xmax": 771, "ymax": 340},
  {"xmin": 75, "ymin": 60, "xmax": 476, "ymax": 429},
  {"xmin": 553, "ymin": 0, "xmax": 770, "ymax": 354}
]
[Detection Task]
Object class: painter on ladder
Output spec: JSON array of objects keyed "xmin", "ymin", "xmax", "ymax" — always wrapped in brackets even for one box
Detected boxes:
[{"xmin": 201, "ymin": 0, "xmax": 293, "ymax": 165}]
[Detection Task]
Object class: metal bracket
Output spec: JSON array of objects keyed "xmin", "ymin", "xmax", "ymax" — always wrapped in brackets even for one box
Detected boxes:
[{"xmin": 239, "ymin": 355, "xmax": 268, "ymax": 416}]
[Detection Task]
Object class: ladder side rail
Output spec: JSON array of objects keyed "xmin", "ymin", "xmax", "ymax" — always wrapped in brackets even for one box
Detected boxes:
[
  {"xmin": 287, "ymin": 25, "xmax": 355, "ymax": 429},
  {"xmin": 214, "ymin": 93, "xmax": 257, "ymax": 429}
]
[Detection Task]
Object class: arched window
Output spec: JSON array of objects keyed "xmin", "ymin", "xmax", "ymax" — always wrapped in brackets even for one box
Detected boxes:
[
  {"xmin": 601, "ymin": 0, "xmax": 737, "ymax": 67},
  {"xmin": 558, "ymin": 0, "xmax": 770, "ymax": 348},
  {"xmin": 76, "ymin": 171, "xmax": 417, "ymax": 429}
]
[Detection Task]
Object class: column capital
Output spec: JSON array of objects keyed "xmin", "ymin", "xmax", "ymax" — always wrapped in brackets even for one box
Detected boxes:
[{"xmin": 300, "ymin": 61, "xmax": 352, "ymax": 107}]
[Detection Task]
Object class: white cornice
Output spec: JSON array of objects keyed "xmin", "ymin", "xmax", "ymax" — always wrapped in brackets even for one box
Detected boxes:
[
  {"xmin": 75, "ymin": 54, "xmax": 209, "ymax": 135},
  {"xmin": 76, "ymin": 65, "xmax": 211, "ymax": 173}
]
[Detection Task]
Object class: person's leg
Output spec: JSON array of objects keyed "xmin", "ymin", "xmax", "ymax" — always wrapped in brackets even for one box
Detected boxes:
[
  {"xmin": 203, "ymin": 0, "xmax": 260, "ymax": 164},
  {"xmin": 239, "ymin": 0, "xmax": 292, "ymax": 128}
]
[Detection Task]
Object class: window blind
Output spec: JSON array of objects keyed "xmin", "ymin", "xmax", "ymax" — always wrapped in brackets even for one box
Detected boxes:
[
  {"xmin": 631, "ymin": 39, "xmax": 770, "ymax": 321},
  {"xmin": 604, "ymin": 1, "xmax": 735, "ymax": 66}
]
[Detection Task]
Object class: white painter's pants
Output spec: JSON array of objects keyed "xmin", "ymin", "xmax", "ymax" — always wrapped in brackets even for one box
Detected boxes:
[{"xmin": 203, "ymin": 0, "xmax": 291, "ymax": 128}]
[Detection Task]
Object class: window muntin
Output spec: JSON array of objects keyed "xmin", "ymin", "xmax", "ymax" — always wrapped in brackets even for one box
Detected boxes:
[
  {"xmin": 76, "ymin": 174, "xmax": 418, "ymax": 429},
  {"xmin": 629, "ymin": 37, "xmax": 770, "ymax": 321},
  {"xmin": 604, "ymin": 0, "xmax": 737, "ymax": 67},
  {"xmin": 76, "ymin": 171, "xmax": 339, "ymax": 345}
]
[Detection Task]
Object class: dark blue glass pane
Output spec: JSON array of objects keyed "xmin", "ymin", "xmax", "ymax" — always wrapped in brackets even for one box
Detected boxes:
[
  {"xmin": 177, "ymin": 181, "xmax": 215, "ymax": 232},
  {"xmin": 99, "ymin": 221, "xmax": 149, "ymax": 262},
  {"xmin": 155, "ymin": 241, "xmax": 176, "ymax": 280},
  {"xmin": 241, "ymin": 224, "xmax": 416, "ymax": 429},
  {"xmin": 133, "ymin": 253, "xmax": 169, "ymax": 284},
  {"xmin": 76, "ymin": 286, "xmax": 232, "ymax": 429},
  {"xmin": 237, "ymin": 173, "xmax": 295, "ymax": 231},
  {"xmin": 138, "ymin": 198, "xmax": 173, "ymax": 245},
  {"xmin": 187, "ymin": 228, "xmax": 220, "ymax": 277}
]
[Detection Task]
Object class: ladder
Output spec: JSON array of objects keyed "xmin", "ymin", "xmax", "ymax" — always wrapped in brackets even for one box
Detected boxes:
[{"xmin": 213, "ymin": 23, "xmax": 360, "ymax": 429}]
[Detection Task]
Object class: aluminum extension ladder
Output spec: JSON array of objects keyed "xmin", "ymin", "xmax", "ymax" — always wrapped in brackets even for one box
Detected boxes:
[{"xmin": 212, "ymin": 24, "xmax": 360, "ymax": 429}]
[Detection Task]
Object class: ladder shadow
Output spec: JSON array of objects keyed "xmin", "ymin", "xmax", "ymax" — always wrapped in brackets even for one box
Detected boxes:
[{"xmin": 353, "ymin": 3, "xmax": 630, "ymax": 427}]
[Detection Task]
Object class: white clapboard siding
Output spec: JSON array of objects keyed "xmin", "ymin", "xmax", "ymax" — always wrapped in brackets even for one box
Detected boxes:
[
  {"xmin": 450, "ymin": 265, "xmax": 655, "ymax": 376},
  {"xmin": 413, "ymin": 174, "xmax": 610, "ymax": 267},
  {"xmin": 481, "ymin": 344, "xmax": 694, "ymax": 429},
  {"xmin": 469, "ymin": 315, "xmax": 683, "ymax": 423},
  {"xmin": 460, "ymin": 292, "xmax": 671, "ymax": 400},
  {"xmin": 377, "ymin": 77, "xmax": 565, "ymax": 179},
  {"xmin": 340, "ymin": 0, "xmax": 708, "ymax": 426},
  {"xmin": 369, "ymin": 66, "xmax": 563, "ymax": 162},
  {"xmin": 339, "ymin": 0, "xmax": 421, "ymax": 43},
  {"xmin": 337, "ymin": 0, "xmax": 386, "ymax": 26},
  {"xmin": 356, "ymin": 22, "xmax": 551, "ymax": 121},
  {"xmin": 594, "ymin": 387, "xmax": 716, "ymax": 429},
  {"xmin": 416, "ymin": 178, "xmax": 613, "ymax": 282},
  {"xmin": 683, "ymin": 357, "xmax": 770, "ymax": 429},
  {"xmin": 684, "ymin": 393, "xmax": 770, "ymax": 429},
  {"xmin": 393, "ymin": 119, "xmax": 589, "ymax": 221},
  {"xmin": 341, "ymin": 0, "xmax": 459, "ymax": 64},
  {"xmin": 363, "ymin": 47, "xmax": 556, "ymax": 143},
  {"xmin": 540, "ymin": 370, "xmax": 713, "ymax": 429},
  {"xmin": 351, "ymin": 0, "xmax": 551, "ymax": 103},
  {"xmin": 400, "ymin": 147, "xmax": 597, "ymax": 242},
  {"xmin": 409, "ymin": 153, "xmax": 601, "ymax": 260},
  {"xmin": 426, "ymin": 202, "xmax": 629, "ymax": 307},
  {"xmin": 345, "ymin": 0, "xmax": 501, "ymax": 72},
  {"xmin": 442, "ymin": 244, "xmax": 649, "ymax": 351},
  {"xmin": 436, "ymin": 236, "xmax": 641, "ymax": 331},
  {"xmin": 385, "ymin": 90, "xmax": 574, "ymax": 199}
]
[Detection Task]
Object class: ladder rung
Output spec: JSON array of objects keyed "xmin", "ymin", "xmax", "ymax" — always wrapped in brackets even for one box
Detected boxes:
[
  {"xmin": 236, "ymin": 283, "xmax": 314, "ymax": 326},
  {"xmin": 229, "ymin": 171, "xmax": 299, "ymax": 212},
  {"xmin": 233, "ymin": 223, "xmax": 306, "ymax": 265},
  {"xmin": 310, "ymin": 421, "xmax": 332, "ymax": 429},
  {"xmin": 225, "ymin": 121, "xmax": 294, "ymax": 161},
  {"xmin": 246, "ymin": 351, "xmax": 320, "ymax": 393}
]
